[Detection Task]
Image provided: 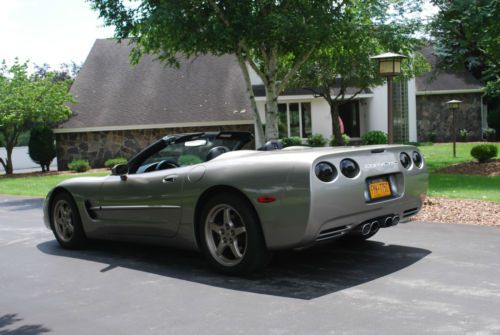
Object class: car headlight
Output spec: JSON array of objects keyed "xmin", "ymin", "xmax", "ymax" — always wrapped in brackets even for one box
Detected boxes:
[
  {"xmin": 315, "ymin": 162, "xmax": 337, "ymax": 182},
  {"xmin": 400, "ymin": 152, "xmax": 412, "ymax": 169},
  {"xmin": 412, "ymin": 151, "xmax": 423, "ymax": 168},
  {"xmin": 340, "ymin": 159, "xmax": 360, "ymax": 178}
]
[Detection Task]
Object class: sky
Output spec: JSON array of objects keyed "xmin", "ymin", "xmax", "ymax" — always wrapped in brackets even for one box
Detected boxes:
[
  {"xmin": 0, "ymin": 0, "xmax": 115, "ymax": 69},
  {"xmin": 0, "ymin": 0, "xmax": 439, "ymax": 70}
]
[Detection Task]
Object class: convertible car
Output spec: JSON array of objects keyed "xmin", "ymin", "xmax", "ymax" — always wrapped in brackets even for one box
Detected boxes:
[{"xmin": 43, "ymin": 131, "xmax": 428, "ymax": 274}]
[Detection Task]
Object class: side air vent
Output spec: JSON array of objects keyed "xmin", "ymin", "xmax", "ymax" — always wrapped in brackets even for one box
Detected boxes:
[
  {"xmin": 371, "ymin": 148, "xmax": 385, "ymax": 153},
  {"xmin": 85, "ymin": 200, "xmax": 99, "ymax": 220},
  {"xmin": 403, "ymin": 207, "xmax": 419, "ymax": 218}
]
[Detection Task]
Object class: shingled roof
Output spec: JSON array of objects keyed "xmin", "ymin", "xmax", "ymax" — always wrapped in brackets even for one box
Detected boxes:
[
  {"xmin": 56, "ymin": 39, "xmax": 253, "ymax": 132},
  {"xmin": 416, "ymin": 46, "xmax": 484, "ymax": 93}
]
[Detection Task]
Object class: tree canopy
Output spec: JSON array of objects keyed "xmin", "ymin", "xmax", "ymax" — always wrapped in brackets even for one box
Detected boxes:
[
  {"xmin": 430, "ymin": 0, "xmax": 500, "ymax": 97},
  {"xmin": 0, "ymin": 60, "xmax": 75, "ymax": 174},
  {"xmin": 290, "ymin": 0, "xmax": 429, "ymax": 144},
  {"xmin": 90, "ymin": 0, "xmax": 346, "ymax": 143}
]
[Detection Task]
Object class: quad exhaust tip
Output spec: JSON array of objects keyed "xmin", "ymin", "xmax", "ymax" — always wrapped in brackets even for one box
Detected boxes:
[
  {"xmin": 384, "ymin": 216, "xmax": 393, "ymax": 227},
  {"xmin": 361, "ymin": 223, "xmax": 372, "ymax": 236},
  {"xmin": 392, "ymin": 215, "xmax": 400, "ymax": 226},
  {"xmin": 370, "ymin": 220, "xmax": 380, "ymax": 234}
]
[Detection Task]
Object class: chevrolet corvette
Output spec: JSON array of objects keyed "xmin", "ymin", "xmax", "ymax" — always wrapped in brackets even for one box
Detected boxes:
[{"xmin": 43, "ymin": 131, "xmax": 428, "ymax": 274}]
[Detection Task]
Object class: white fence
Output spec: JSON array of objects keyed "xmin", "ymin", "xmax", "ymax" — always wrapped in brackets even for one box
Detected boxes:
[{"xmin": 0, "ymin": 146, "xmax": 58, "ymax": 173}]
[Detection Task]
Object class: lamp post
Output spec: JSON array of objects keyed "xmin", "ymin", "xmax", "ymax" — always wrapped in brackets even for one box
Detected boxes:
[
  {"xmin": 446, "ymin": 100, "xmax": 462, "ymax": 158},
  {"xmin": 370, "ymin": 52, "xmax": 407, "ymax": 144}
]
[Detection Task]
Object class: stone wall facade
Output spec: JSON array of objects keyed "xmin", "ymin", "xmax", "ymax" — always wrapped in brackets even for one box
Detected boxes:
[
  {"xmin": 56, "ymin": 124, "xmax": 254, "ymax": 170},
  {"xmin": 416, "ymin": 93, "xmax": 483, "ymax": 142}
]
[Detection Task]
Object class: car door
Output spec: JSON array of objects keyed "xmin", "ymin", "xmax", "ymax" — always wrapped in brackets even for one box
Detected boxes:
[{"xmin": 95, "ymin": 168, "xmax": 185, "ymax": 238}]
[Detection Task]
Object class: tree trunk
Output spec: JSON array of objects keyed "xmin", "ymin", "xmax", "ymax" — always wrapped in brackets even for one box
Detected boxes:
[
  {"xmin": 264, "ymin": 83, "xmax": 279, "ymax": 140},
  {"xmin": 330, "ymin": 103, "xmax": 344, "ymax": 146},
  {"xmin": 236, "ymin": 55, "xmax": 266, "ymax": 147},
  {"xmin": 3, "ymin": 145, "xmax": 14, "ymax": 174}
]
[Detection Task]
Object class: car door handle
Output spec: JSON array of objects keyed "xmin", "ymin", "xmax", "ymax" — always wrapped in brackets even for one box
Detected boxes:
[{"xmin": 163, "ymin": 176, "xmax": 177, "ymax": 183}]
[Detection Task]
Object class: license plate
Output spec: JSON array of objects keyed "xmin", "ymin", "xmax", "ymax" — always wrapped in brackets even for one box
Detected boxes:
[{"xmin": 368, "ymin": 179, "xmax": 392, "ymax": 199}]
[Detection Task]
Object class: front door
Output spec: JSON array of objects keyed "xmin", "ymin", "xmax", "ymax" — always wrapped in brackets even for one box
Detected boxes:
[
  {"xmin": 95, "ymin": 169, "xmax": 184, "ymax": 238},
  {"xmin": 339, "ymin": 101, "xmax": 360, "ymax": 138}
]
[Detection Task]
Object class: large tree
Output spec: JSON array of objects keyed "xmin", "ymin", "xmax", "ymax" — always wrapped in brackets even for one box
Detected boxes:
[
  {"xmin": 430, "ymin": 0, "xmax": 500, "ymax": 95},
  {"xmin": 291, "ymin": 0, "xmax": 428, "ymax": 145},
  {"xmin": 0, "ymin": 60, "xmax": 74, "ymax": 174},
  {"xmin": 89, "ymin": 0, "xmax": 346, "ymax": 144}
]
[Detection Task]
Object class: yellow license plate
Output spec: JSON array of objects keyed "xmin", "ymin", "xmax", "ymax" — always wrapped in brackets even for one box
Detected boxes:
[{"xmin": 369, "ymin": 179, "xmax": 392, "ymax": 199}]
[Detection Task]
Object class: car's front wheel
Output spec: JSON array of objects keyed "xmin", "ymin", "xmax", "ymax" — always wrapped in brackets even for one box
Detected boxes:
[
  {"xmin": 50, "ymin": 192, "xmax": 87, "ymax": 249},
  {"xmin": 199, "ymin": 193, "xmax": 271, "ymax": 275}
]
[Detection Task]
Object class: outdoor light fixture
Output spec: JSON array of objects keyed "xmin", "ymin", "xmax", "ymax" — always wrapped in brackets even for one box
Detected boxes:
[
  {"xmin": 446, "ymin": 99, "xmax": 462, "ymax": 158},
  {"xmin": 370, "ymin": 52, "xmax": 407, "ymax": 144}
]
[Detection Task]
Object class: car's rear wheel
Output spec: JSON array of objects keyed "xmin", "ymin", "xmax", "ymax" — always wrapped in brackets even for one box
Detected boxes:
[
  {"xmin": 199, "ymin": 193, "xmax": 271, "ymax": 275},
  {"xmin": 50, "ymin": 192, "xmax": 87, "ymax": 249}
]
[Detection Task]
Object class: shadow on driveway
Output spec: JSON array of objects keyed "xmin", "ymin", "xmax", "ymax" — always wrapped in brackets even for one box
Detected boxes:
[
  {"xmin": 37, "ymin": 238, "xmax": 430, "ymax": 300},
  {"xmin": 0, "ymin": 313, "xmax": 51, "ymax": 335},
  {"xmin": 0, "ymin": 198, "xmax": 44, "ymax": 212}
]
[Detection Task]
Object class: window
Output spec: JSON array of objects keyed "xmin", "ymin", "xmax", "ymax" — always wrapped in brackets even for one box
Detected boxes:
[{"xmin": 277, "ymin": 102, "xmax": 312, "ymax": 138}]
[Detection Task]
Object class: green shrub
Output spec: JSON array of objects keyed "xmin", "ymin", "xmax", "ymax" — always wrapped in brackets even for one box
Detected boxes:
[
  {"xmin": 470, "ymin": 144, "xmax": 498, "ymax": 163},
  {"xmin": 361, "ymin": 131, "xmax": 388, "ymax": 145},
  {"xmin": 458, "ymin": 128, "xmax": 469, "ymax": 142},
  {"xmin": 307, "ymin": 133, "xmax": 327, "ymax": 147},
  {"xmin": 178, "ymin": 154, "xmax": 203, "ymax": 166},
  {"xmin": 28, "ymin": 126, "xmax": 56, "ymax": 172},
  {"xmin": 68, "ymin": 159, "xmax": 91, "ymax": 172},
  {"xmin": 104, "ymin": 157, "xmax": 128, "ymax": 169},
  {"xmin": 483, "ymin": 128, "xmax": 496, "ymax": 141},
  {"xmin": 427, "ymin": 131, "xmax": 437, "ymax": 143},
  {"xmin": 281, "ymin": 136, "xmax": 303, "ymax": 148},
  {"xmin": 329, "ymin": 134, "xmax": 350, "ymax": 146}
]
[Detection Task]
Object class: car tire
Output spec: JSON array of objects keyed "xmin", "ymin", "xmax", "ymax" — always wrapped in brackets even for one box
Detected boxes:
[
  {"xmin": 198, "ymin": 192, "xmax": 271, "ymax": 275},
  {"xmin": 50, "ymin": 192, "xmax": 87, "ymax": 249}
]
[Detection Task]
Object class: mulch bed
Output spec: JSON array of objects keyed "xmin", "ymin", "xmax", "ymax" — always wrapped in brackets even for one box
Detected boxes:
[
  {"xmin": 435, "ymin": 159, "xmax": 500, "ymax": 176},
  {"xmin": 0, "ymin": 168, "xmax": 108, "ymax": 179},
  {"xmin": 413, "ymin": 197, "xmax": 500, "ymax": 227}
]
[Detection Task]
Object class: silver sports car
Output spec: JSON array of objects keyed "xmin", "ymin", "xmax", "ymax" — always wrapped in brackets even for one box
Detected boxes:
[{"xmin": 43, "ymin": 131, "xmax": 428, "ymax": 274}]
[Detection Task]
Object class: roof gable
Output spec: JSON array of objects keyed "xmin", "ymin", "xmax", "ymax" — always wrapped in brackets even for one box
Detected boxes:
[
  {"xmin": 58, "ymin": 39, "xmax": 252, "ymax": 130},
  {"xmin": 416, "ymin": 46, "xmax": 483, "ymax": 93}
]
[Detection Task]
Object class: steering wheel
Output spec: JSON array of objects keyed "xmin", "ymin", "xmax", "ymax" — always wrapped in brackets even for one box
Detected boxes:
[{"xmin": 156, "ymin": 160, "xmax": 180, "ymax": 171}]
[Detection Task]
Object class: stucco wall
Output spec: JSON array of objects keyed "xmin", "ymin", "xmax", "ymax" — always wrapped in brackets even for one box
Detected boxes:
[
  {"xmin": 416, "ymin": 93, "xmax": 483, "ymax": 142},
  {"xmin": 55, "ymin": 124, "xmax": 254, "ymax": 170}
]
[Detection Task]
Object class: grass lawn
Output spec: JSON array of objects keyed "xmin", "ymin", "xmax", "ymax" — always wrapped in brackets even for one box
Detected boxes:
[
  {"xmin": 428, "ymin": 173, "xmax": 500, "ymax": 202},
  {"xmin": 418, "ymin": 142, "xmax": 498, "ymax": 171},
  {"xmin": 0, "ymin": 172, "xmax": 108, "ymax": 197},
  {"xmin": 419, "ymin": 142, "xmax": 500, "ymax": 202}
]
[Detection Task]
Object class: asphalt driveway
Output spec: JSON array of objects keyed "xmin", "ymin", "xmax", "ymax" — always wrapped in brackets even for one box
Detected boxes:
[{"xmin": 1, "ymin": 195, "xmax": 499, "ymax": 334}]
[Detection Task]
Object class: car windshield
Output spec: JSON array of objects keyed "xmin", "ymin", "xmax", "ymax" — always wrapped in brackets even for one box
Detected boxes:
[{"xmin": 133, "ymin": 132, "xmax": 252, "ymax": 174}]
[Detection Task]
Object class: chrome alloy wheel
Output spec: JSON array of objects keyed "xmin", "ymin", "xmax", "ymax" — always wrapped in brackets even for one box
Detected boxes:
[
  {"xmin": 204, "ymin": 204, "xmax": 248, "ymax": 266},
  {"xmin": 53, "ymin": 200, "xmax": 74, "ymax": 242}
]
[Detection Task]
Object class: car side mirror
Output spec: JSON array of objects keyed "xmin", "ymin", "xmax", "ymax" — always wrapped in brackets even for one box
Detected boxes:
[{"xmin": 111, "ymin": 164, "xmax": 129, "ymax": 181}]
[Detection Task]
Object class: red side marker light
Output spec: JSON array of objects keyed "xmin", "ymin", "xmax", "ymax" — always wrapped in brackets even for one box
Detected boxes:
[{"xmin": 257, "ymin": 196, "xmax": 276, "ymax": 203}]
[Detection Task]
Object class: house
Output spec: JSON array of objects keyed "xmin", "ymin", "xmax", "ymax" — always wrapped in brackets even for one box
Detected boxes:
[
  {"xmin": 55, "ymin": 39, "xmax": 255, "ymax": 169},
  {"xmin": 415, "ymin": 46, "xmax": 486, "ymax": 142},
  {"xmin": 54, "ymin": 39, "xmax": 487, "ymax": 169}
]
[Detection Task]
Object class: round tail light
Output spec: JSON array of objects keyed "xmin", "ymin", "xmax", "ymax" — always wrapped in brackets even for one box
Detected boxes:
[
  {"xmin": 400, "ymin": 152, "xmax": 412, "ymax": 169},
  {"xmin": 340, "ymin": 159, "xmax": 360, "ymax": 178},
  {"xmin": 412, "ymin": 151, "xmax": 423, "ymax": 168},
  {"xmin": 315, "ymin": 162, "xmax": 337, "ymax": 182}
]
